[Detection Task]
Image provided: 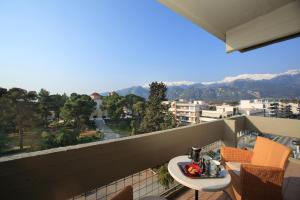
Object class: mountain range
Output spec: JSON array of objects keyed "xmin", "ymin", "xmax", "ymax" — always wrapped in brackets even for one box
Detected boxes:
[{"xmin": 102, "ymin": 70, "xmax": 300, "ymax": 101}]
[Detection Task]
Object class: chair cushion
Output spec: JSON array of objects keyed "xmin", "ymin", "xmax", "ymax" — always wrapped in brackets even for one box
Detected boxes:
[
  {"xmin": 251, "ymin": 137, "xmax": 291, "ymax": 169},
  {"xmin": 226, "ymin": 162, "xmax": 241, "ymax": 176}
]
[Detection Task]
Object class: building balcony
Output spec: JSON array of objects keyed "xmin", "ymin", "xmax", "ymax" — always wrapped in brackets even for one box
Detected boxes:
[{"xmin": 0, "ymin": 116, "xmax": 299, "ymax": 200}]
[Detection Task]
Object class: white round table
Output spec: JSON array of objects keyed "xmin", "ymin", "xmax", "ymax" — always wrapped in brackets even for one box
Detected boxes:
[{"xmin": 168, "ymin": 155, "xmax": 231, "ymax": 200}]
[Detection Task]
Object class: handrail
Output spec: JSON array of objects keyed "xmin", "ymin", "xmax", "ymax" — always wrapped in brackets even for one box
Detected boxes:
[
  {"xmin": 0, "ymin": 116, "xmax": 299, "ymax": 200},
  {"xmin": 0, "ymin": 119, "xmax": 226, "ymax": 200}
]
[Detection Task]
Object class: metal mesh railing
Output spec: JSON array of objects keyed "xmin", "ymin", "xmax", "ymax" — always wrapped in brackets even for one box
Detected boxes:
[
  {"xmin": 237, "ymin": 130, "xmax": 300, "ymax": 159},
  {"xmin": 71, "ymin": 168, "xmax": 177, "ymax": 200},
  {"xmin": 70, "ymin": 140, "xmax": 222, "ymax": 200}
]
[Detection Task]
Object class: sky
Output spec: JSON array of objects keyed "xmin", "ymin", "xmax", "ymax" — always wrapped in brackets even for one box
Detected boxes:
[{"xmin": 0, "ymin": 0, "xmax": 300, "ymax": 94}]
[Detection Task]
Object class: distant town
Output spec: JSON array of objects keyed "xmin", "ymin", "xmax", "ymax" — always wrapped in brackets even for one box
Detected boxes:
[
  {"xmin": 89, "ymin": 92, "xmax": 300, "ymax": 160},
  {"xmin": 92, "ymin": 93, "xmax": 300, "ymax": 125},
  {"xmin": 1, "ymin": 83, "xmax": 300, "ymax": 160}
]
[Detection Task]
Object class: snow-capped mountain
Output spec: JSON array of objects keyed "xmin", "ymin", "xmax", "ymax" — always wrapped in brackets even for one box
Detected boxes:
[
  {"xmin": 102, "ymin": 69, "xmax": 300, "ymax": 101},
  {"xmin": 202, "ymin": 70, "xmax": 300, "ymax": 85},
  {"xmin": 142, "ymin": 81, "xmax": 195, "ymax": 88}
]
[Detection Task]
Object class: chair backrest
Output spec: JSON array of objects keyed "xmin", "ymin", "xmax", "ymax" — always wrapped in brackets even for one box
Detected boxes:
[
  {"xmin": 111, "ymin": 185, "xmax": 133, "ymax": 200},
  {"xmin": 251, "ymin": 136, "xmax": 291, "ymax": 169}
]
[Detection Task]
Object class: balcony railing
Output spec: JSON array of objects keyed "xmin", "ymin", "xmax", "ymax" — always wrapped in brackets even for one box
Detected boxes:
[
  {"xmin": 0, "ymin": 116, "xmax": 299, "ymax": 200},
  {"xmin": 70, "ymin": 140, "xmax": 222, "ymax": 200}
]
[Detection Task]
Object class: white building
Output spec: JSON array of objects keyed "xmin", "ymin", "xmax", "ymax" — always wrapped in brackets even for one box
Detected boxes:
[
  {"xmin": 239, "ymin": 99, "xmax": 268, "ymax": 116},
  {"xmin": 200, "ymin": 104, "xmax": 239, "ymax": 122},
  {"xmin": 169, "ymin": 100, "xmax": 208, "ymax": 124},
  {"xmin": 89, "ymin": 92, "xmax": 106, "ymax": 120},
  {"xmin": 239, "ymin": 99, "xmax": 268, "ymax": 109},
  {"xmin": 265, "ymin": 102, "xmax": 279, "ymax": 117},
  {"xmin": 289, "ymin": 103, "xmax": 300, "ymax": 115}
]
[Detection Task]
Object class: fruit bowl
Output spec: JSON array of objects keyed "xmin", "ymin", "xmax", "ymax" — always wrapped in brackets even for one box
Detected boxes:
[{"xmin": 184, "ymin": 163, "xmax": 202, "ymax": 176}]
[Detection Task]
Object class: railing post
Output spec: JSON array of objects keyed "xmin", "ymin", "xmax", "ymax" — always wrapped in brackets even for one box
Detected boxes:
[
  {"xmin": 223, "ymin": 119, "xmax": 238, "ymax": 147},
  {"xmin": 222, "ymin": 116, "xmax": 246, "ymax": 147}
]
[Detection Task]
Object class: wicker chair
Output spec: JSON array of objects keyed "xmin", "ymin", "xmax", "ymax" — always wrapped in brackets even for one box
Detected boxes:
[{"xmin": 221, "ymin": 136, "xmax": 291, "ymax": 200}]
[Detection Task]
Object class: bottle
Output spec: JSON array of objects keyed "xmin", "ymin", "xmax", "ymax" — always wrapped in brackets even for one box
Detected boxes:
[
  {"xmin": 207, "ymin": 161, "xmax": 211, "ymax": 176},
  {"xmin": 201, "ymin": 158, "xmax": 205, "ymax": 173}
]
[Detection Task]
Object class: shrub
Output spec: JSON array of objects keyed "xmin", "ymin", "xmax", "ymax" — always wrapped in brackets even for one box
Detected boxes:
[
  {"xmin": 41, "ymin": 131, "xmax": 57, "ymax": 149},
  {"xmin": 56, "ymin": 128, "xmax": 79, "ymax": 146},
  {"xmin": 157, "ymin": 165, "xmax": 174, "ymax": 189}
]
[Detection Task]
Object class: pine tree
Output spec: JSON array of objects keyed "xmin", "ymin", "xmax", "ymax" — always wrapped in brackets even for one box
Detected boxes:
[{"xmin": 139, "ymin": 82, "xmax": 177, "ymax": 133}]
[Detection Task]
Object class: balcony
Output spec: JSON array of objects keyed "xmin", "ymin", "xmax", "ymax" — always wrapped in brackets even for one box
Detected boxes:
[{"xmin": 0, "ymin": 116, "xmax": 299, "ymax": 200}]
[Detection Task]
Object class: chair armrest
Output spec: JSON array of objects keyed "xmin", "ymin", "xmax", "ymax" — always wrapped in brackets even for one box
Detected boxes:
[
  {"xmin": 220, "ymin": 147, "xmax": 253, "ymax": 163},
  {"xmin": 240, "ymin": 164, "xmax": 284, "ymax": 200},
  {"xmin": 111, "ymin": 186, "xmax": 133, "ymax": 200}
]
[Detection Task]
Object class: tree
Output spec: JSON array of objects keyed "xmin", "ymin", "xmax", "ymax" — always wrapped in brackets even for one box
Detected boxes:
[
  {"xmin": 131, "ymin": 101, "xmax": 146, "ymax": 135},
  {"xmin": 60, "ymin": 93, "xmax": 96, "ymax": 129},
  {"xmin": 0, "ymin": 87, "xmax": 7, "ymax": 97},
  {"xmin": 161, "ymin": 111, "xmax": 177, "ymax": 130},
  {"xmin": 102, "ymin": 93, "xmax": 126, "ymax": 120},
  {"xmin": 139, "ymin": 82, "xmax": 177, "ymax": 133},
  {"xmin": 50, "ymin": 93, "xmax": 68, "ymax": 121},
  {"xmin": 0, "ymin": 88, "xmax": 12, "ymax": 151},
  {"xmin": 41, "ymin": 131, "xmax": 57, "ymax": 149},
  {"xmin": 41, "ymin": 128, "xmax": 80, "ymax": 148},
  {"xmin": 124, "ymin": 94, "xmax": 145, "ymax": 112},
  {"xmin": 0, "ymin": 88, "xmax": 14, "ymax": 134},
  {"xmin": 55, "ymin": 128, "xmax": 79, "ymax": 146},
  {"xmin": 7, "ymin": 88, "xmax": 39, "ymax": 150},
  {"xmin": 38, "ymin": 89, "xmax": 52, "ymax": 128}
]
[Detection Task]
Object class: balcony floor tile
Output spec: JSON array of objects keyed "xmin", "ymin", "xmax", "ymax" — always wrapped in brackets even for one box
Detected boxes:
[{"xmin": 169, "ymin": 187, "xmax": 230, "ymax": 200}]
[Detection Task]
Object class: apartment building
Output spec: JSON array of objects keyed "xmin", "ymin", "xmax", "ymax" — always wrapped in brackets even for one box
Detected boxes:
[
  {"xmin": 200, "ymin": 104, "xmax": 239, "ymax": 122},
  {"xmin": 289, "ymin": 102, "xmax": 300, "ymax": 116},
  {"xmin": 239, "ymin": 99, "xmax": 268, "ymax": 109},
  {"xmin": 239, "ymin": 99, "xmax": 300, "ymax": 118},
  {"xmin": 239, "ymin": 99, "xmax": 268, "ymax": 116},
  {"xmin": 169, "ymin": 100, "xmax": 208, "ymax": 124}
]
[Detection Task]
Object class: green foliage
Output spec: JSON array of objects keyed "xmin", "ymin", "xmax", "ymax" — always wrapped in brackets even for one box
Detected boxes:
[
  {"xmin": 38, "ymin": 89, "xmax": 68, "ymax": 127},
  {"xmin": 131, "ymin": 101, "xmax": 146, "ymax": 135},
  {"xmin": 49, "ymin": 93, "xmax": 68, "ymax": 121},
  {"xmin": 60, "ymin": 93, "xmax": 96, "ymax": 129},
  {"xmin": 161, "ymin": 111, "xmax": 177, "ymax": 130},
  {"xmin": 38, "ymin": 89, "xmax": 52, "ymax": 128},
  {"xmin": 6, "ymin": 88, "xmax": 40, "ymax": 150},
  {"xmin": 0, "ymin": 86, "xmax": 99, "ymax": 152},
  {"xmin": 56, "ymin": 128, "xmax": 79, "ymax": 146},
  {"xmin": 0, "ymin": 87, "xmax": 7, "ymax": 97},
  {"xmin": 124, "ymin": 94, "xmax": 145, "ymax": 111},
  {"xmin": 139, "ymin": 82, "xmax": 177, "ymax": 133},
  {"xmin": 41, "ymin": 129, "xmax": 80, "ymax": 148},
  {"xmin": 41, "ymin": 131, "xmax": 57, "ymax": 149},
  {"xmin": 106, "ymin": 119, "xmax": 131, "ymax": 137},
  {"xmin": 96, "ymin": 130, "xmax": 104, "ymax": 139},
  {"xmin": 102, "ymin": 93, "xmax": 146, "ymax": 135},
  {"xmin": 0, "ymin": 131, "xmax": 8, "ymax": 152},
  {"xmin": 102, "ymin": 93, "xmax": 126, "ymax": 120},
  {"xmin": 77, "ymin": 136, "xmax": 96, "ymax": 144},
  {"xmin": 0, "ymin": 88, "xmax": 15, "ymax": 134},
  {"xmin": 157, "ymin": 165, "xmax": 174, "ymax": 189}
]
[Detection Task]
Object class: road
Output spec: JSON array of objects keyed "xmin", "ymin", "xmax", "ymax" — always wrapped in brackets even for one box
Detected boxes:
[{"xmin": 94, "ymin": 118, "xmax": 121, "ymax": 140}]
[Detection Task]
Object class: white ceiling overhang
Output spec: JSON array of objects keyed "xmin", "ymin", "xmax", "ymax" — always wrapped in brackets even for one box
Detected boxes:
[{"xmin": 158, "ymin": 0, "xmax": 300, "ymax": 53}]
